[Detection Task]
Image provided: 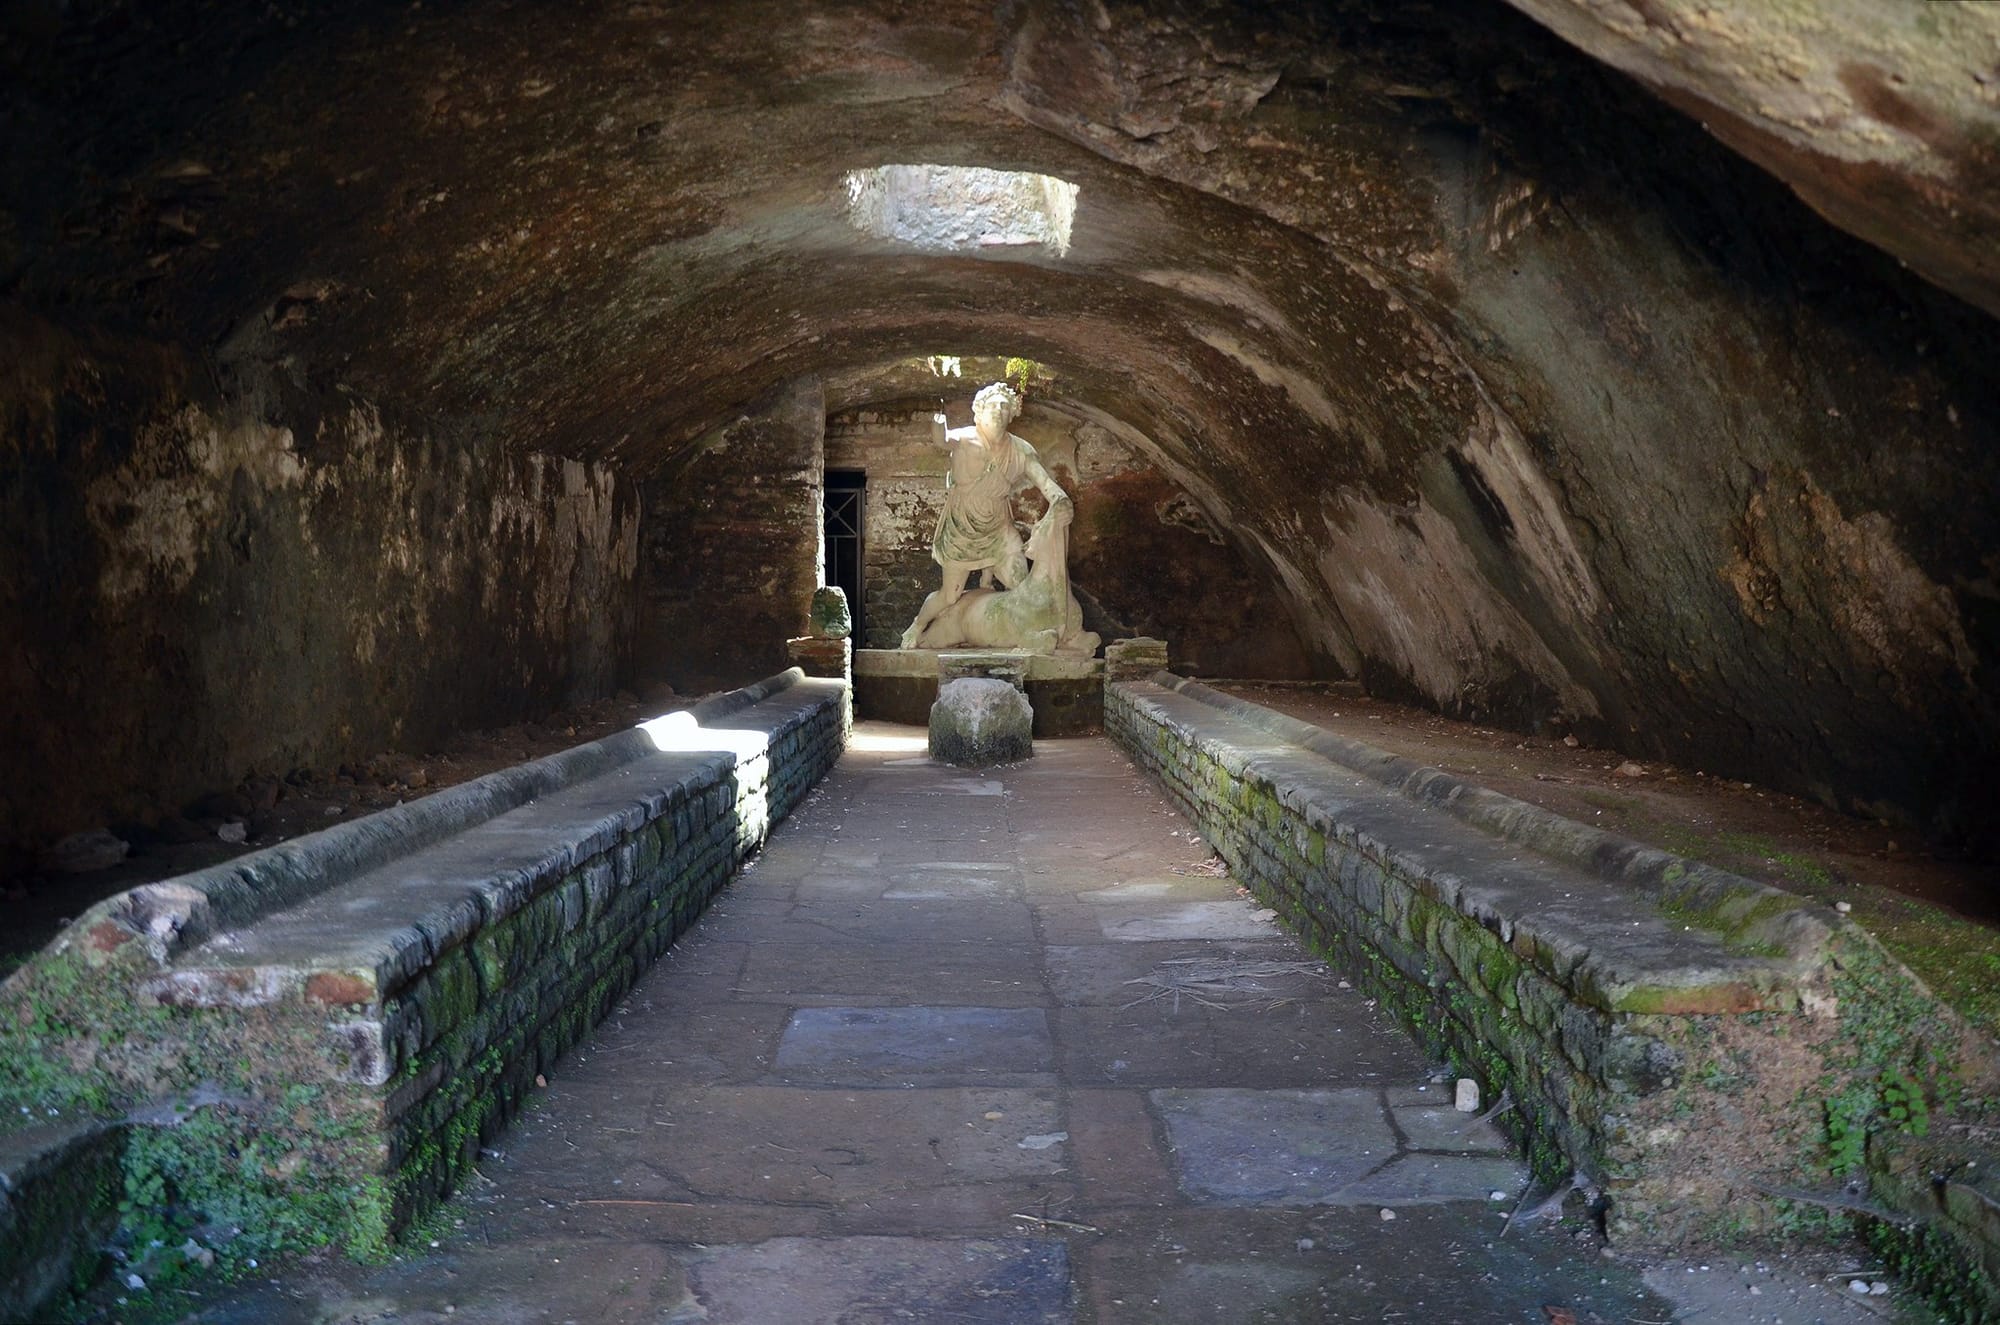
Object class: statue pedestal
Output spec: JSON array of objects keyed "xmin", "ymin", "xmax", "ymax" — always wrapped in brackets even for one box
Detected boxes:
[
  {"xmin": 936, "ymin": 650, "xmax": 1029, "ymax": 692},
  {"xmin": 855, "ymin": 648, "xmax": 1103, "ymax": 737}
]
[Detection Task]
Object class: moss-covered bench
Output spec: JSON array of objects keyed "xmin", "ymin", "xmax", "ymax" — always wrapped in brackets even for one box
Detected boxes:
[
  {"xmin": 0, "ymin": 669, "xmax": 848, "ymax": 1319},
  {"xmin": 1109, "ymin": 673, "xmax": 2000, "ymax": 1318}
]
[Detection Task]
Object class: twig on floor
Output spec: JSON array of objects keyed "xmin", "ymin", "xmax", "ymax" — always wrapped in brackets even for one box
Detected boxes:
[
  {"xmin": 1120, "ymin": 957, "xmax": 1327, "ymax": 1011},
  {"xmin": 1011, "ymin": 1213, "xmax": 1100, "ymax": 1234}
]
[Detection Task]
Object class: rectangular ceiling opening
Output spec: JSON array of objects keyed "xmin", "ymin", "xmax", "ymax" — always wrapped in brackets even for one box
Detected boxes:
[{"xmin": 844, "ymin": 165, "xmax": 1079, "ymax": 257}]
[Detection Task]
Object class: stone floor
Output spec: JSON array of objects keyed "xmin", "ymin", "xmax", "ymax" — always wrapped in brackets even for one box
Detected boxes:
[{"xmin": 175, "ymin": 727, "xmax": 1910, "ymax": 1324}]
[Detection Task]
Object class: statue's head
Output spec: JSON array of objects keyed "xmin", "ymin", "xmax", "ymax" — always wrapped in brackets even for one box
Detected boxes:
[{"xmin": 972, "ymin": 381, "xmax": 1023, "ymax": 431}]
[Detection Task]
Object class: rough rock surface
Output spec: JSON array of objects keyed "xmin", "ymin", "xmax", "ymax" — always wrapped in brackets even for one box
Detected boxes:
[
  {"xmin": 0, "ymin": 0, "xmax": 1994, "ymax": 860},
  {"xmin": 930, "ymin": 678, "xmax": 1034, "ymax": 767},
  {"xmin": 808, "ymin": 587, "xmax": 852, "ymax": 641},
  {"xmin": 1502, "ymin": 0, "xmax": 2000, "ymax": 321}
]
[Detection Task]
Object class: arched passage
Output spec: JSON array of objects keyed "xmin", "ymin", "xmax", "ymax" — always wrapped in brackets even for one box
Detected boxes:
[{"xmin": 2, "ymin": 0, "xmax": 1995, "ymax": 866}]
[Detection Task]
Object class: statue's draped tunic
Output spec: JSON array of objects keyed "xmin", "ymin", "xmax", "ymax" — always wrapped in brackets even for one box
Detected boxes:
[{"xmin": 931, "ymin": 435, "xmax": 1032, "ymax": 569}]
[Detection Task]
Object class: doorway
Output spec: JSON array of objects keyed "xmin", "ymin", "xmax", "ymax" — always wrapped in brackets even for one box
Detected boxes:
[{"xmin": 824, "ymin": 470, "xmax": 865, "ymax": 644}]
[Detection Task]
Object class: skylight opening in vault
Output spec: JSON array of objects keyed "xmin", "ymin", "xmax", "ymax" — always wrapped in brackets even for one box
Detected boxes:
[{"xmin": 843, "ymin": 165, "xmax": 1079, "ymax": 257}]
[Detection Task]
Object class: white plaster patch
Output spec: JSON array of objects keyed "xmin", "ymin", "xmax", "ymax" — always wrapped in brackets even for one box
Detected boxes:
[
  {"xmin": 1244, "ymin": 525, "xmax": 1358, "ymax": 670},
  {"xmin": 86, "ymin": 407, "xmax": 305, "ymax": 602},
  {"xmin": 1192, "ymin": 326, "xmax": 1360, "ymax": 460},
  {"xmin": 1317, "ymin": 493, "xmax": 1599, "ymax": 718},
  {"xmin": 1136, "ymin": 268, "xmax": 1297, "ymax": 335},
  {"xmin": 1453, "ymin": 409, "xmax": 1604, "ymax": 625}
]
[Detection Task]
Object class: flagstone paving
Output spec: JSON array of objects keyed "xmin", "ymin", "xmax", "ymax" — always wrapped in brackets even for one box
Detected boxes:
[{"xmin": 179, "ymin": 727, "xmax": 1703, "ymax": 1323}]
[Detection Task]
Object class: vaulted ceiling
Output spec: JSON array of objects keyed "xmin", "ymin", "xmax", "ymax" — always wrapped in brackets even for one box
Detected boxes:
[{"xmin": 4, "ymin": 0, "xmax": 1995, "ymax": 844}]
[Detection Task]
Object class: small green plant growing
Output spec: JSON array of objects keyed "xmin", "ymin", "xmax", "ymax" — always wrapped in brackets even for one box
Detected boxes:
[
  {"xmin": 1825, "ymin": 1096, "xmax": 1867, "ymax": 1175},
  {"xmin": 118, "ymin": 1162, "xmax": 173, "ymax": 1252},
  {"xmin": 1881, "ymin": 1070, "xmax": 1930, "ymax": 1137},
  {"xmin": 1004, "ymin": 357, "xmax": 1042, "ymax": 395},
  {"xmin": 1822, "ymin": 1068, "xmax": 1933, "ymax": 1176}
]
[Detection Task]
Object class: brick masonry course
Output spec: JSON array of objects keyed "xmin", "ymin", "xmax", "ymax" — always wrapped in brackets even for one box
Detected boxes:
[
  {"xmin": 0, "ymin": 670, "xmax": 848, "ymax": 1320},
  {"xmin": 1106, "ymin": 673, "xmax": 2000, "ymax": 1318}
]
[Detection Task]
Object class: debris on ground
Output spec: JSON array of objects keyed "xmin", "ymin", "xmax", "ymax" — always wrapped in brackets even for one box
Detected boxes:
[{"xmin": 1122, "ymin": 956, "xmax": 1327, "ymax": 1011}]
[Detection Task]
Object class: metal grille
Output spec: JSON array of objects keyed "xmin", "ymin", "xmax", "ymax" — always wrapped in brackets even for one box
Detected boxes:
[{"xmin": 824, "ymin": 473, "xmax": 865, "ymax": 641}]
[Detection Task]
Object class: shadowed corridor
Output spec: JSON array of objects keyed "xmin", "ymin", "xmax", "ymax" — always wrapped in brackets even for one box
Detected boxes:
[{"xmin": 169, "ymin": 729, "xmax": 1888, "ymax": 1325}]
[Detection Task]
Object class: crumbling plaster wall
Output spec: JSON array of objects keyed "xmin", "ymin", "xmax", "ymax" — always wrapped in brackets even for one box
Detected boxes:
[
  {"xmin": 0, "ymin": 310, "xmax": 642, "ymax": 871},
  {"xmin": 994, "ymin": 0, "xmax": 1999, "ymax": 841}
]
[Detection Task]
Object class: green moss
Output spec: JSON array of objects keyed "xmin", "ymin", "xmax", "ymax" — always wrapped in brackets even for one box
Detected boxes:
[
  {"xmin": 119, "ymin": 1093, "xmax": 390, "ymax": 1266},
  {"xmin": 1847, "ymin": 895, "xmax": 2000, "ymax": 1044},
  {"xmin": 1650, "ymin": 825, "xmax": 2000, "ymax": 1039},
  {"xmin": 0, "ymin": 947, "xmax": 165, "ymax": 1126},
  {"xmin": 1828, "ymin": 935, "xmax": 1970, "ymax": 1108},
  {"xmin": 1868, "ymin": 1218, "xmax": 1990, "ymax": 1325},
  {"xmin": 1653, "ymin": 888, "xmax": 1798, "ymax": 958}
]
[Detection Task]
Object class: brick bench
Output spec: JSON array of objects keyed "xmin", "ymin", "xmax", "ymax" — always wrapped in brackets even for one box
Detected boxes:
[
  {"xmin": 0, "ymin": 670, "xmax": 848, "ymax": 1316},
  {"xmin": 1107, "ymin": 673, "xmax": 1999, "ymax": 1309}
]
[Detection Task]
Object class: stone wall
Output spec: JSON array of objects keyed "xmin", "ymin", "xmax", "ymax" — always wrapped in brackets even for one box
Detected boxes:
[
  {"xmin": 825, "ymin": 410, "xmax": 946, "ymax": 651},
  {"xmin": 0, "ymin": 309, "xmax": 643, "ymax": 882},
  {"xmin": 0, "ymin": 1121, "xmax": 123, "ymax": 1323},
  {"xmin": 825, "ymin": 400, "xmax": 1311, "ymax": 676},
  {"xmin": 640, "ymin": 378, "xmax": 826, "ymax": 693},
  {"xmin": 0, "ymin": 673, "xmax": 848, "ymax": 1316},
  {"xmin": 1107, "ymin": 675, "xmax": 2000, "ymax": 1311}
]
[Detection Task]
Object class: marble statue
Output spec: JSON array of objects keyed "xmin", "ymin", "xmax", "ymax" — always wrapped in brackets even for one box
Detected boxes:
[{"xmin": 900, "ymin": 382, "xmax": 1100, "ymax": 657}]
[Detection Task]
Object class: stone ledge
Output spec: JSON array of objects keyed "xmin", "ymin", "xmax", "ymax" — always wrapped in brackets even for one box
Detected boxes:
[
  {"xmin": 1150, "ymin": 674, "xmax": 1831, "ymax": 970},
  {"xmin": 0, "ymin": 1120, "xmax": 123, "ymax": 1323},
  {"xmin": 0, "ymin": 671, "xmax": 850, "ymax": 1318},
  {"xmin": 83, "ymin": 669, "xmax": 815, "ymax": 968},
  {"xmin": 855, "ymin": 648, "xmax": 1102, "ymax": 736},
  {"xmin": 1106, "ymin": 675, "xmax": 2000, "ymax": 1303},
  {"xmin": 854, "ymin": 647, "xmax": 1101, "ymax": 681},
  {"xmin": 151, "ymin": 685, "xmax": 830, "ymax": 1006},
  {"xmin": 1118, "ymin": 678, "xmax": 1825, "ymax": 1013}
]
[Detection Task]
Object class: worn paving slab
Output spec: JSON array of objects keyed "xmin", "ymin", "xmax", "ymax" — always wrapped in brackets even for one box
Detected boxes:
[
  {"xmin": 682, "ymin": 1236, "xmax": 1071, "ymax": 1324},
  {"xmin": 773, "ymin": 1005, "xmax": 1055, "ymax": 1080},
  {"xmin": 1059, "ymin": 1004, "xmax": 1418, "ymax": 1088},
  {"xmin": 1152, "ymin": 1087, "xmax": 1409, "ymax": 1204},
  {"xmin": 181, "ymin": 723, "xmax": 1689, "ymax": 1324},
  {"xmin": 1077, "ymin": 1206, "xmax": 1665, "ymax": 1325}
]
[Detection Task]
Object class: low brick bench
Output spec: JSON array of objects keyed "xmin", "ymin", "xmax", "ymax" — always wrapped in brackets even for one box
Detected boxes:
[
  {"xmin": 0, "ymin": 670, "xmax": 847, "ymax": 1315},
  {"xmin": 1107, "ymin": 674, "xmax": 2000, "ymax": 1308}
]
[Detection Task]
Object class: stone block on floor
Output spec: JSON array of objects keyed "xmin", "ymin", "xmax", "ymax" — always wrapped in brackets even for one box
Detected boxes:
[{"xmin": 930, "ymin": 678, "xmax": 1033, "ymax": 767}]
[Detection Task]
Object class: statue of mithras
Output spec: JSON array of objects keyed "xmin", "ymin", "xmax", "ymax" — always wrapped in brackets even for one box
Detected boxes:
[{"xmin": 899, "ymin": 381, "xmax": 1100, "ymax": 657}]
